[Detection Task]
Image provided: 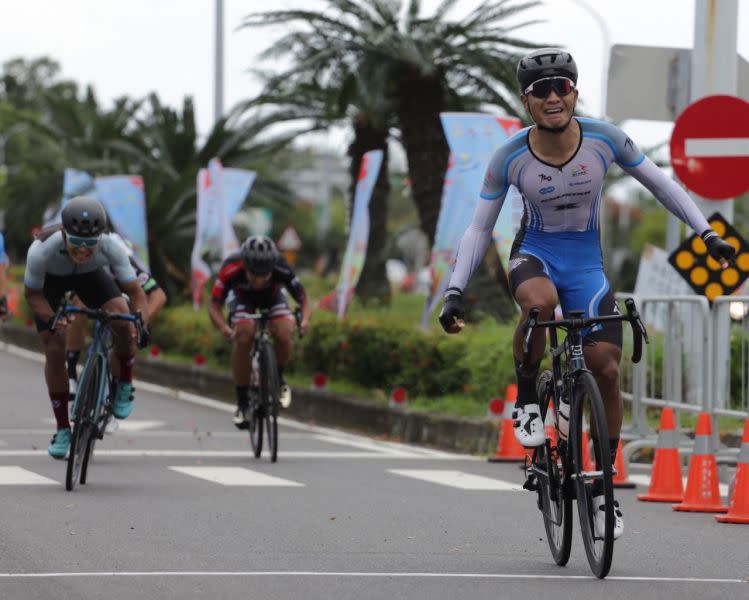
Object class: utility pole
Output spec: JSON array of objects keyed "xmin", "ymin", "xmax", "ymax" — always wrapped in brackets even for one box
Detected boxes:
[
  {"xmin": 214, "ymin": 0, "xmax": 224, "ymax": 125},
  {"xmin": 690, "ymin": 0, "xmax": 739, "ymax": 224}
]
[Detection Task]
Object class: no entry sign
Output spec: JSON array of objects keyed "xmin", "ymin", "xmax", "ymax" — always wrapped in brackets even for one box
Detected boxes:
[{"xmin": 670, "ymin": 95, "xmax": 749, "ymax": 199}]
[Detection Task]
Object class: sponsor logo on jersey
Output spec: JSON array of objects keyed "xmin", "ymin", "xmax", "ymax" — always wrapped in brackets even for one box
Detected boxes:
[
  {"xmin": 508, "ymin": 257, "xmax": 527, "ymax": 271},
  {"xmin": 569, "ymin": 178, "xmax": 592, "ymax": 187},
  {"xmin": 538, "ymin": 173, "xmax": 552, "ymax": 182},
  {"xmin": 540, "ymin": 186, "xmax": 555, "ymax": 194},
  {"xmin": 571, "ymin": 164, "xmax": 588, "ymax": 177}
]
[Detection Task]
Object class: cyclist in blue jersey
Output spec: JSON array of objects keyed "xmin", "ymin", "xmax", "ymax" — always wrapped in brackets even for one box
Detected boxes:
[
  {"xmin": 23, "ymin": 197, "xmax": 149, "ymax": 458},
  {"xmin": 0, "ymin": 231, "xmax": 8, "ymax": 319},
  {"xmin": 439, "ymin": 48, "xmax": 736, "ymax": 539}
]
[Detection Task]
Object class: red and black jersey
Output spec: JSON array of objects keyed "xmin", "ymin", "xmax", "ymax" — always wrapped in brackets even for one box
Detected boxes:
[{"xmin": 210, "ymin": 253, "xmax": 306, "ymax": 308}]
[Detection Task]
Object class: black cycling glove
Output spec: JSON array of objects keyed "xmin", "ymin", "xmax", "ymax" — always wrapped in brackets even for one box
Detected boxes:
[
  {"xmin": 701, "ymin": 230, "xmax": 736, "ymax": 264},
  {"xmin": 438, "ymin": 287, "xmax": 465, "ymax": 332}
]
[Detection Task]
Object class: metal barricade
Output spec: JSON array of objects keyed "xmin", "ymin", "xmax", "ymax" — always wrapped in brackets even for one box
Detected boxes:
[
  {"xmin": 712, "ymin": 295, "xmax": 749, "ymax": 421},
  {"xmin": 616, "ymin": 294, "xmax": 711, "ymax": 438}
]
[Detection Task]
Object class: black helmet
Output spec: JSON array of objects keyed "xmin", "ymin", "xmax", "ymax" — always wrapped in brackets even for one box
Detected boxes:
[
  {"xmin": 61, "ymin": 196, "xmax": 108, "ymax": 237},
  {"xmin": 240, "ymin": 235, "xmax": 279, "ymax": 274},
  {"xmin": 517, "ymin": 48, "xmax": 578, "ymax": 92}
]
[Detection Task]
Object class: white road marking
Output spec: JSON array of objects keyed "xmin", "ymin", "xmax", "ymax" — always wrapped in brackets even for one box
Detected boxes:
[
  {"xmin": 389, "ymin": 469, "xmax": 522, "ymax": 491},
  {"xmin": 685, "ymin": 137, "xmax": 749, "ymax": 157},
  {"xmin": 628, "ymin": 473, "xmax": 728, "ymax": 497},
  {"xmin": 0, "ymin": 571, "xmax": 742, "ymax": 583},
  {"xmin": 0, "ymin": 466, "xmax": 57, "ymax": 485},
  {"xmin": 169, "ymin": 466, "xmax": 303, "ymax": 487},
  {"xmin": 112, "ymin": 420, "xmax": 165, "ymax": 432}
]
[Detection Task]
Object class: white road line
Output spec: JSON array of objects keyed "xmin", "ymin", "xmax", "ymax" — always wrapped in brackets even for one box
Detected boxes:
[
  {"xmin": 169, "ymin": 466, "xmax": 303, "ymax": 487},
  {"xmin": 111, "ymin": 420, "xmax": 165, "ymax": 432},
  {"xmin": 0, "ymin": 466, "xmax": 57, "ymax": 485},
  {"xmin": 389, "ymin": 469, "xmax": 522, "ymax": 491},
  {"xmin": 0, "ymin": 571, "xmax": 742, "ymax": 583},
  {"xmin": 685, "ymin": 137, "xmax": 749, "ymax": 157},
  {"xmin": 627, "ymin": 473, "xmax": 728, "ymax": 497}
]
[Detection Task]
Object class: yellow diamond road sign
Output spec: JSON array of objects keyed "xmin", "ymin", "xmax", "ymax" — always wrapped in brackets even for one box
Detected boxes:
[{"xmin": 668, "ymin": 212, "xmax": 749, "ymax": 302}]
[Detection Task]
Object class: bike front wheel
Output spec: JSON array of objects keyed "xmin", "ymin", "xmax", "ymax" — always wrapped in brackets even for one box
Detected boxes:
[
  {"xmin": 66, "ymin": 357, "xmax": 101, "ymax": 491},
  {"xmin": 259, "ymin": 343, "xmax": 279, "ymax": 463},
  {"xmin": 536, "ymin": 370, "xmax": 573, "ymax": 566},
  {"xmin": 570, "ymin": 371, "xmax": 614, "ymax": 579}
]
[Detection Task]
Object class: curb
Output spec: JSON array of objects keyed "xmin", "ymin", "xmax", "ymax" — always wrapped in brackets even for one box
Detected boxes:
[{"xmin": 1, "ymin": 324, "xmax": 498, "ymax": 456}]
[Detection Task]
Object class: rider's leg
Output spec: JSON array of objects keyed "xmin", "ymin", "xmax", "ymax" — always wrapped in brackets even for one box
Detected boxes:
[
  {"xmin": 269, "ymin": 316, "xmax": 294, "ymax": 407},
  {"xmin": 232, "ymin": 319, "xmax": 255, "ymax": 406},
  {"xmin": 40, "ymin": 328, "xmax": 70, "ymax": 431},
  {"xmin": 105, "ymin": 296, "xmax": 137, "ymax": 379},
  {"xmin": 269, "ymin": 317, "xmax": 294, "ymax": 375},
  {"xmin": 509, "ymin": 262, "xmax": 559, "ymax": 446}
]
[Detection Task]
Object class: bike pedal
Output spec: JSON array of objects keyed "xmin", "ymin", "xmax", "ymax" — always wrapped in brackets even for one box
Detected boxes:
[{"xmin": 522, "ymin": 476, "xmax": 540, "ymax": 493}]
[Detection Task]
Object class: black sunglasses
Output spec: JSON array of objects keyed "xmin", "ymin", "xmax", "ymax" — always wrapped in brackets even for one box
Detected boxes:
[{"xmin": 524, "ymin": 77, "xmax": 575, "ymax": 99}]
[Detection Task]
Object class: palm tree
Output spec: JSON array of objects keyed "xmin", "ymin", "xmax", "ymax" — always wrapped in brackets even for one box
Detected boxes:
[
  {"xmin": 242, "ymin": 0, "xmax": 545, "ymax": 319},
  {"xmin": 243, "ymin": 54, "xmax": 394, "ymax": 302},
  {"xmin": 242, "ymin": 0, "xmax": 542, "ymax": 246}
]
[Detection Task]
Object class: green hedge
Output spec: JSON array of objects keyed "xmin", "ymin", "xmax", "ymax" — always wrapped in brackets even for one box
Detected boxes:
[{"xmin": 148, "ymin": 306, "xmax": 517, "ymax": 401}]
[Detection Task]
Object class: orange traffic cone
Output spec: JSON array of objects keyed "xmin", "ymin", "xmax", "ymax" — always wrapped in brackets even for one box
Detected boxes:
[
  {"xmin": 673, "ymin": 412, "xmax": 728, "ymax": 513},
  {"xmin": 488, "ymin": 384, "xmax": 527, "ymax": 463},
  {"xmin": 638, "ymin": 408, "xmax": 684, "ymax": 503},
  {"xmin": 613, "ymin": 439, "xmax": 636, "ymax": 489},
  {"xmin": 716, "ymin": 418, "xmax": 749, "ymax": 524}
]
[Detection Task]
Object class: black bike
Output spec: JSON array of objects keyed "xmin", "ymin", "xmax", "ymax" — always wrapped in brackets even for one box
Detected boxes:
[
  {"xmin": 245, "ymin": 308, "xmax": 302, "ymax": 463},
  {"xmin": 52, "ymin": 304, "xmax": 143, "ymax": 491},
  {"xmin": 522, "ymin": 298, "xmax": 648, "ymax": 578}
]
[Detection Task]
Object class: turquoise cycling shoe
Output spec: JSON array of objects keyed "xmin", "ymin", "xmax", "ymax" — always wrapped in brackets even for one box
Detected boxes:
[
  {"xmin": 48, "ymin": 428, "xmax": 71, "ymax": 459},
  {"xmin": 112, "ymin": 382, "xmax": 134, "ymax": 419}
]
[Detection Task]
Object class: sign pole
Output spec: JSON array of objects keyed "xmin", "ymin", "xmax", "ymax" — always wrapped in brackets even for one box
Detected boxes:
[{"xmin": 690, "ymin": 0, "xmax": 739, "ymax": 224}]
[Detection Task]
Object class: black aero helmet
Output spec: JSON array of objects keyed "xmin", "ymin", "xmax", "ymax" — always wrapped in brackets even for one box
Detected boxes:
[
  {"xmin": 240, "ymin": 235, "xmax": 279, "ymax": 274},
  {"xmin": 517, "ymin": 48, "xmax": 578, "ymax": 91},
  {"xmin": 61, "ymin": 196, "xmax": 108, "ymax": 237}
]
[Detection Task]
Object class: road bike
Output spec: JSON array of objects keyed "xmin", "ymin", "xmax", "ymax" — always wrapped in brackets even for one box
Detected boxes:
[
  {"xmin": 522, "ymin": 298, "xmax": 648, "ymax": 578},
  {"xmin": 52, "ymin": 304, "xmax": 143, "ymax": 491},
  {"xmin": 244, "ymin": 308, "xmax": 302, "ymax": 463}
]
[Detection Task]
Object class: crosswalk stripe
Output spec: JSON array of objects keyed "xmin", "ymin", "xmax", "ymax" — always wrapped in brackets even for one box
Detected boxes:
[
  {"xmin": 168, "ymin": 466, "xmax": 304, "ymax": 487},
  {"xmin": 388, "ymin": 469, "xmax": 522, "ymax": 491},
  {"xmin": 0, "ymin": 466, "xmax": 57, "ymax": 485}
]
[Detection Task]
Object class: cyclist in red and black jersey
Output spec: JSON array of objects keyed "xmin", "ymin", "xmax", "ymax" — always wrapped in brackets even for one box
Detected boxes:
[{"xmin": 208, "ymin": 235, "xmax": 311, "ymax": 427}]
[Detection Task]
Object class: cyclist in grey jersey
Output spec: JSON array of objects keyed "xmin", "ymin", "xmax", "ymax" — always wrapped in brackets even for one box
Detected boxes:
[
  {"xmin": 439, "ymin": 48, "xmax": 736, "ymax": 540},
  {"xmin": 24, "ymin": 197, "xmax": 149, "ymax": 458}
]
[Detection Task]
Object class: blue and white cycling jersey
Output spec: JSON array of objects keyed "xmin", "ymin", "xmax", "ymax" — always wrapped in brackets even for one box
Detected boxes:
[
  {"xmin": 0, "ymin": 232, "xmax": 7, "ymax": 265},
  {"xmin": 24, "ymin": 230, "xmax": 136, "ymax": 289},
  {"xmin": 448, "ymin": 117, "xmax": 712, "ymax": 292}
]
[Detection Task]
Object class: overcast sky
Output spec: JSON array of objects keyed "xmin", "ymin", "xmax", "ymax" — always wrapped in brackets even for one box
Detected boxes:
[{"xmin": 1, "ymin": 0, "xmax": 747, "ymax": 161}]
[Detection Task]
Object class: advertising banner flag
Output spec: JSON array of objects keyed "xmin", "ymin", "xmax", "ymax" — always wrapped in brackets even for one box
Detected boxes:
[
  {"xmin": 191, "ymin": 159, "xmax": 257, "ymax": 308},
  {"xmin": 218, "ymin": 164, "xmax": 257, "ymax": 259},
  {"xmin": 95, "ymin": 175, "xmax": 150, "ymax": 269},
  {"xmin": 421, "ymin": 113, "xmax": 522, "ymax": 329},
  {"xmin": 328, "ymin": 149, "xmax": 383, "ymax": 319},
  {"xmin": 191, "ymin": 168, "xmax": 214, "ymax": 309}
]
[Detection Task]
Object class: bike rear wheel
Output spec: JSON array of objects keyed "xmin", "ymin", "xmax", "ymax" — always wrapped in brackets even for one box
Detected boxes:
[
  {"xmin": 260, "ymin": 343, "xmax": 279, "ymax": 463},
  {"xmin": 66, "ymin": 358, "xmax": 101, "ymax": 491},
  {"xmin": 536, "ymin": 370, "xmax": 573, "ymax": 566},
  {"xmin": 570, "ymin": 371, "xmax": 614, "ymax": 578}
]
